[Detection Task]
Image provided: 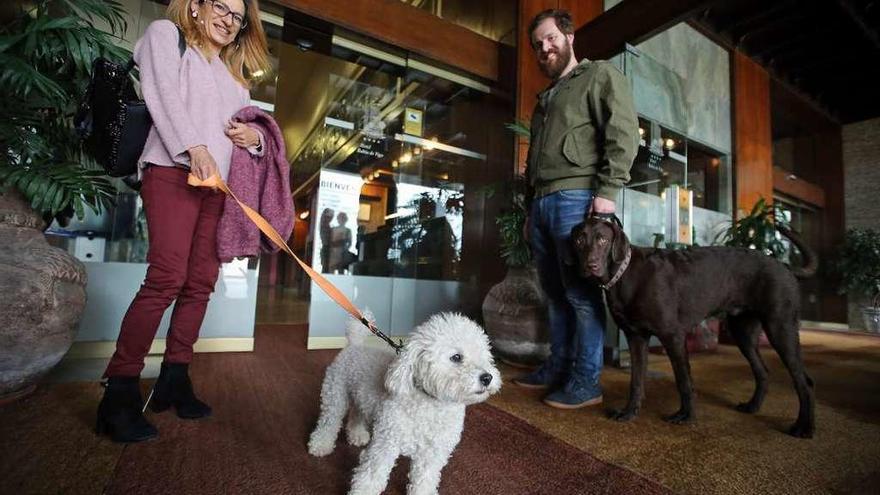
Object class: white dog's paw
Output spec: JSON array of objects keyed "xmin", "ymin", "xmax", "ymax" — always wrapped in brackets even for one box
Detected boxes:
[
  {"xmin": 307, "ymin": 436, "xmax": 335, "ymax": 457},
  {"xmin": 346, "ymin": 425, "xmax": 371, "ymax": 447}
]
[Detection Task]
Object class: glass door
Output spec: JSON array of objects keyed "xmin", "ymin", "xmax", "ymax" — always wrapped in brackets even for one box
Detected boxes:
[{"xmin": 263, "ymin": 16, "xmax": 505, "ymax": 347}]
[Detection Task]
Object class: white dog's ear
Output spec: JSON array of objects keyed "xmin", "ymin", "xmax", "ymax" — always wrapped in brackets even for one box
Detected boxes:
[{"xmin": 384, "ymin": 346, "xmax": 417, "ymax": 396}]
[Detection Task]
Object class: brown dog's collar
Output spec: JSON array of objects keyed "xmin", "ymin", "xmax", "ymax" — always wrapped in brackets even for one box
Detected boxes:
[{"xmin": 600, "ymin": 247, "xmax": 631, "ymax": 291}]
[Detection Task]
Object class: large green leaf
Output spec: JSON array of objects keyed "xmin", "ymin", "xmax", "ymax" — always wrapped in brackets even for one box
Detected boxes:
[
  {"xmin": 2, "ymin": 0, "xmax": 128, "ymax": 219},
  {"xmin": 0, "ymin": 53, "xmax": 66, "ymax": 102}
]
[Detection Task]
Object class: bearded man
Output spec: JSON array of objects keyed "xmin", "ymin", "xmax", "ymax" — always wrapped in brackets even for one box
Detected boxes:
[{"xmin": 513, "ymin": 9, "xmax": 639, "ymax": 409}]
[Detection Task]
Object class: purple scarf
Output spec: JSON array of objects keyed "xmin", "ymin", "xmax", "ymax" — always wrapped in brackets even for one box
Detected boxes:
[{"xmin": 216, "ymin": 106, "xmax": 294, "ymax": 262}]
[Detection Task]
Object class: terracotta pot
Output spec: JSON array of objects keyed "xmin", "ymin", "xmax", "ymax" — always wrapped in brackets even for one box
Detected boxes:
[
  {"xmin": 0, "ymin": 190, "xmax": 87, "ymax": 400},
  {"xmin": 482, "ymin": 266, "xmax": 550, "ymax": 366}
]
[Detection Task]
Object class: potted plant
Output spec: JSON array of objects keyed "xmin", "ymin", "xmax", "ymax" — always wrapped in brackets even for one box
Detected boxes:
[
  {"xmin": 716, "ymin": 197, "xmax": 788, "ymax": 259},
  {"xmin": 0, "ymin": 0, "xmax": 126, "ymax": 401},
  {"xmin": 837, "ymin": 228, "xmax": 880, "ymax": 332},
  {"xmin": 713, "ymin": 197, "xmax": 815, "ymax": 346},
  {"xmin": 481, "ymin": 122, "xmax": 550, "ymax": 366}
]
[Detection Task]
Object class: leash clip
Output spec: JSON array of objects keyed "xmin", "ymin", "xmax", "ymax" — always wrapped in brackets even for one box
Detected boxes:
[{"xmin": 362, "ymin": 318, "xmax": 404, "ymax": 353}]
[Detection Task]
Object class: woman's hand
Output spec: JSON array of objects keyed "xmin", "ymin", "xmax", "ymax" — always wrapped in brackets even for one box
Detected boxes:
[
  {"xmin": 225, "ymin": 121, "xmax": 260, "ymax": 148},
  {"xmin": 188, "ymin": 145, "xmax": 219, "ymax": 180}
]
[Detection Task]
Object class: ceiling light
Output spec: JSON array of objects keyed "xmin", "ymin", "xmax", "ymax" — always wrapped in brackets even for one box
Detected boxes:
[
  {"xmin": 664, "ymin": 138, "xmax": 675, "ymax": 149},
  {"xmin": 400, "ymin": 152, "xmax": 412, "ymax": 163},
  {"xmin": 392, "ymin": 160, "xmax": 399, "ymax": 168}
]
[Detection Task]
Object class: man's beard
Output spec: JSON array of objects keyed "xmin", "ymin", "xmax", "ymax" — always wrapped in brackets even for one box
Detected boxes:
[{"xmin": 538, "ymin": 39, "xmax": 573, "ymax": 80}]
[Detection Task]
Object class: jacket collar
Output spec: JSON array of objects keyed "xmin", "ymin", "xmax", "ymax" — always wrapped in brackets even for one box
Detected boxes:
[
  {"xmin": 567, "ymin": 58, "xmax": 592, "ymax": 78},
  {"xmin": 538, "ymin": 58, "xmax": 593, "ymax": 100}
]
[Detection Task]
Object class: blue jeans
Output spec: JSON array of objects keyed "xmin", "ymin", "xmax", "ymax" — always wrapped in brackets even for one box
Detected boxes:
[{"xmin": 530, "ymin": 189, "xmax": 606, "ymax": 385}]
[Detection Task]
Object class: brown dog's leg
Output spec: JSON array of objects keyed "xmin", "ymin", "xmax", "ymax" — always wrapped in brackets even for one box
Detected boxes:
[
  {"xmin": 660, "ymin": 334, "xmax": 695, "ymax": 424},
  {"xmin": 763, "ymin": 318, "xmax": 815, "ymax": 438},
  {"xmin": 728, "ymin": 314, "xmax": 769, "ymax": 413},
  {"xmin": 610, "ymin": 331, "xmax": 647, "ymax": 422}
]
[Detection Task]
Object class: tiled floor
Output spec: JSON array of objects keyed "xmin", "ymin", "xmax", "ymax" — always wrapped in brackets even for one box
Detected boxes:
[
  {"xmin": 44, "ymin": 356, "xmax": 164, "ymax": 383},
  {"xmin": 255, "ymin": 284, "xmax": 310, "ymax": 325}
]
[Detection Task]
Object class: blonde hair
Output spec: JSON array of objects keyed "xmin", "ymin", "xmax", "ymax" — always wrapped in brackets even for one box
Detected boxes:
[{"xmin": 166, "ymin": 0, "xmax": 271, "ymax": 87}]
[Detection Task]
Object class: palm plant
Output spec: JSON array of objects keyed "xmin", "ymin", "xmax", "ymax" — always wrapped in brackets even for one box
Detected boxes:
[
  {"xmin": 0, "ymin": 0, "xmax": 130, "ymax": 221},
  {"xmin": 716, "ymin": 197, "xmax": 788, "ymax": 260},
  {"xmin": 495, "ymin": 177, "xmax": 530, "ymax": 268},
  {"xmin": 837, "ymin": 228, "xmax": 880, "ymax": 310},
  {"xmin": 493, "ymin": 120, "xmax": 532, "ymax": 268}
]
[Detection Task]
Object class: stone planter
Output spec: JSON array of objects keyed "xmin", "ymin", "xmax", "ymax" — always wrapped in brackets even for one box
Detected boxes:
[
  {"xmin": 862, "ymin": 307, "xmax": 880, "ymax": 333},
  {"xmin": 482, "ymin": 266, "xmax": 549, "ymax": 366},
  {"xmin": 0, "ymin": 190, "xmax": 87, "ymax": 401}
]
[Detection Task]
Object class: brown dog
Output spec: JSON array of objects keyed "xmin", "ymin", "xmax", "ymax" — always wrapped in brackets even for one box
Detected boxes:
[{"xmin": 571, "ymin": 217, "xmax": 815, "ymax": 438}]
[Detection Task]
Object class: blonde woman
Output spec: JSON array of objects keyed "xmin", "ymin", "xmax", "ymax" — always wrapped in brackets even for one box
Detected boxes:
[{"xmin": 96, "ymin": 0, "xmax": 271, "ymax": 443}]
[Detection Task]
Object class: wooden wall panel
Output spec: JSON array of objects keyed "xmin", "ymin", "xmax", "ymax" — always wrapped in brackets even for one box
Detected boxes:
[
  {"xmin": 275, "ymin": 0, "xmax": 499, "ymax": 81},
  {"xmin": 734, "ymin": 51, "xmax": 773, "ymax": 214},
  {"xmin": 773, "ymin": 167, "xmax": 826, "ymax": 208},
  {"xmin": 515, "ymin": 0, "xmax": 602, "ymax": 174},
  {"xmin": 516, "ymin": 0, "xmax": 557, "ymax": 175},
  {"xmin": 561, "ymin": 0, "xmax": 604, "ymax": 33},
  {"xmin": 814, "ymin": 129, "xmax": 847, "ymax": 322}
]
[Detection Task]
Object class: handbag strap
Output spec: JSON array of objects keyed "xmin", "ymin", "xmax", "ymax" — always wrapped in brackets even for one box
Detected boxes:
[{"xmin": 188, "ymin": 173, "xmax": 404, "ymax": 353}]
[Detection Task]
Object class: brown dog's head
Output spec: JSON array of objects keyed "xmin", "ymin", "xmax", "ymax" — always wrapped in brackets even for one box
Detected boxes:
[{"xmin": 570, "ymin": 217, "xmax": 630, "ymax": 281}]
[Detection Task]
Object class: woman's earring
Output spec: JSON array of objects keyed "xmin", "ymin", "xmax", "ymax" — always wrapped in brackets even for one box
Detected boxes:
[{"xmin": 192, "ymin": 10, "xmax": 197, "ymax": 18}]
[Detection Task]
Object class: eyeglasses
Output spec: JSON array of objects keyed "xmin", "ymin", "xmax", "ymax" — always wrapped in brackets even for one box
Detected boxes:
[{"xmin": 208, "ymin": 0, "xmax": 247, "ymax": 30}]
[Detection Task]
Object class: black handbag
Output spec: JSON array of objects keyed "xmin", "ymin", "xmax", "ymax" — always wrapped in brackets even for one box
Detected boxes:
[{"xmin": 75, "ymin": 26, "xmax": 186, "ymax": 180}]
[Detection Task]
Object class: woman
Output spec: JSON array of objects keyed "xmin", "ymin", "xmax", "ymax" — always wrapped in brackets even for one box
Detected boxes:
[{"xmin": 96, "ymin": 0, "xmax": 271, "ymax": 443}]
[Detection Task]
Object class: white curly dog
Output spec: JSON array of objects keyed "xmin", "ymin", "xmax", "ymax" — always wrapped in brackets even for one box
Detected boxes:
[{"xmin": 308, "ymin": 312, "xmax": 502, "ymax": 495}]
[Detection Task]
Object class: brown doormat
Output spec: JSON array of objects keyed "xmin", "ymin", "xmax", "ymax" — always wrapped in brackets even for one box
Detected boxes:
[{"xmin": 105, "ymin": 402, "xmax": 671, "ymax": 495}]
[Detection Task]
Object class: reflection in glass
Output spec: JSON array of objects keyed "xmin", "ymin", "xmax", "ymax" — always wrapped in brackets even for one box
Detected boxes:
[
  {"xmin": 290, "ymin": 55, "xmax": 486, "ymax": 283},
  {"xmin": 628, "ymin": 116, "xmax": 729, "ymax": 215}
]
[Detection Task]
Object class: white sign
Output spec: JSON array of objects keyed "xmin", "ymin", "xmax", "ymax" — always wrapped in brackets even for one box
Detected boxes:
[{"xmin": 313, "ymin": 170, "xmax": 364, "ymax": 274}]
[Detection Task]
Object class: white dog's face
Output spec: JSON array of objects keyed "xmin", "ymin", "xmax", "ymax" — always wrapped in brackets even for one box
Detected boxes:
[{"xmin": 385, "ymin": 313, "xmax": 502, "ymax": 405}]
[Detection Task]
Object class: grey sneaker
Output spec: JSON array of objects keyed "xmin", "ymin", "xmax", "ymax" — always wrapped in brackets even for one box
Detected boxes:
[
  {"xmin": 513, "ymin": 361, "xmax": 567, "ymax": 390},
  {"xmin": 543, "ymin": 377, "xmax": 603, "ymax": 409}
]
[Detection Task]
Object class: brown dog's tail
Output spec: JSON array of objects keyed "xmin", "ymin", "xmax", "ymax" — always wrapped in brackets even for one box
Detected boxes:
[{"xmin": 777, "ymin": 224, "xmax": 818, "ymax": 278}]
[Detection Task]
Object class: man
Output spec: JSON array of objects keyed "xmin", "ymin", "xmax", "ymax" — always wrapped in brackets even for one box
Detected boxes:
[{"xmin": 513, "ymin": 9, "xmax": 638, "ymax": 409}]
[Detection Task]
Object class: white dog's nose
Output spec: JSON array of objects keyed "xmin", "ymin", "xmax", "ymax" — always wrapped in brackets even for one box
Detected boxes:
[{"xmin": 479, "ymin": 373, "xmax": 493, "ymax": 386}]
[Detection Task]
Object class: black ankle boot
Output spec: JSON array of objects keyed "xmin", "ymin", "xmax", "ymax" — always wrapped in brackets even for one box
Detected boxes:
[
  {"xmin": 96, "ymin": 376, "xmax": 158, "ymax": 443},
  {"xmin": 149, "ymin": 362, "xmax": 212, "ymax": 419}
]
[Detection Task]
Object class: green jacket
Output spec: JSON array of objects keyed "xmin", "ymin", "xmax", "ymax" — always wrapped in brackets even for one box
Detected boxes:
[{"xmin": 525, "ymin": 59, "xmax": 639, "ymax": 203}]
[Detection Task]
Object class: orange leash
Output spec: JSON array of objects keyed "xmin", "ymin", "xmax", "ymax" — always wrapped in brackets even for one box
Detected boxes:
[{"xmin": 189, "ymin": 173, "xmax": 402, "ymax": 352}]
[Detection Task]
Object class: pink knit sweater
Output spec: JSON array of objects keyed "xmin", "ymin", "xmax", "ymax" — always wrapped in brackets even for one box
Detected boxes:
[
  {"xmin": 216, "ymin": 106, "xmax": 294, "ymax": 262},
  {"xmin": 134, "ymin": 20, "xmax": 258, "ymax": 179}
]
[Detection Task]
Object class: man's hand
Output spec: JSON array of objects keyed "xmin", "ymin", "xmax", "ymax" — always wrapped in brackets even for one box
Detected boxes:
[
  {"xmin": 188, "ymin": 145, "xmax": 219, "ymax": 181},
  {"xmin": 591, "ymin": 197, "xmax": 616, "ymax": 214}
]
